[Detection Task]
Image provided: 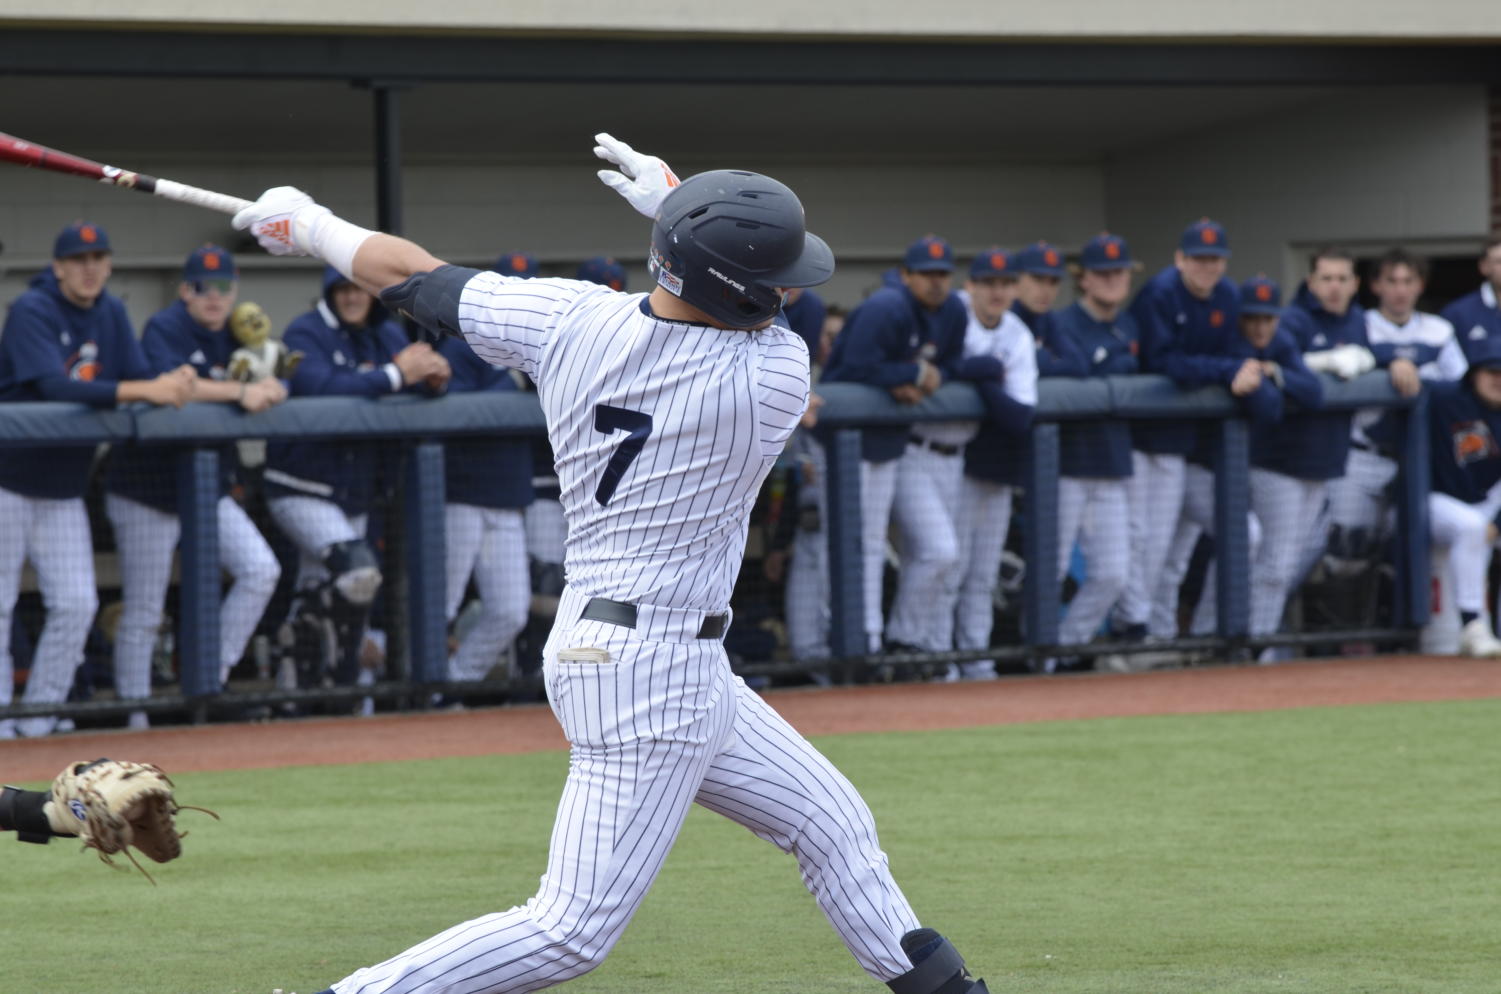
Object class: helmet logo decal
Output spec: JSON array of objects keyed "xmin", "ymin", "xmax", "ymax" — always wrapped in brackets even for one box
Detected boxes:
[
  {"xmin": 707, "ymin": 266, "xmax": 747, "ymax": 294},
  {"xmin": 649, "ymin": 245, "xmax": 684, "ymax": 297}
]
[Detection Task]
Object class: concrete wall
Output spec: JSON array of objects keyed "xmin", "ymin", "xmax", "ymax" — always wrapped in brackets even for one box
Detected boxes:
[
  {"xmin": 1102, "ymin": 86, "xmax": 1491, "ymax": 289},
  {"xmin": 6, "ymin": 0, "xmax": 1501, "ymax": 40}
]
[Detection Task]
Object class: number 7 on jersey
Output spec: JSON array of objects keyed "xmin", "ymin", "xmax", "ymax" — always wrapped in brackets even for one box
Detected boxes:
[{"xmin": 593, "ymin": 404, "xmax": 653, "ymax": 506}]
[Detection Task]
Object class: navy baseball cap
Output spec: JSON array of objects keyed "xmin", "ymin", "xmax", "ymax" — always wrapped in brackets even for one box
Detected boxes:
[
  {"xmin": 1180, "ymin": 218, "xmax": 1230, "ymax": 258},
  {"xmin": 494, "ymin": 252, "xmax": 538, "ymax": 279},
  {"xmin": 1079, "ymin": 232, "xmax": 1135, "ymax": 271},
  {"xmin": 577, "ymin": 256, "xmax": 627, "ymax": 291},
  {"xmin": 182, "ymin": 244, "xmax": 238, "ymax": 284},
  {"xmin": 968, "ymin": 247, "xmax": 1021, "ymax": 280},
  {"xmin": 53, "ymin": 221, "xmax": 111, "ymax": 259},
  {"xmin": 903, "ymin": 235, "xmax": 954, "ymax": 273},
  {"xmin": 1239, "ymin": 275, "xmax": 1282, "ymax": 316},
  {"xmin": 1015, "ymin": 240, "xmax": 1065, "ymax": 278}
]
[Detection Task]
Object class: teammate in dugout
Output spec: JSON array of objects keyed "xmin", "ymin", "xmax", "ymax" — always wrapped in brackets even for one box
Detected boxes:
[
  {"xmin": 434, "ymin": 334, "xmax": 534, "ymax": 685},
  {"xmin": 576, "ymin": 254, "xmax": 627, "ymax": 291},
  {"xmin": 232, "ymin": 133, "xmax": 990, "ymax": 994},
  {"xmin": 263, "ymin": 265, "xmax": 451, "ymax": 690},
  {"xmin": 1114, "ymin": 218, "xmax": 1253, "ymax": 641},
  {"xmin": 1326, "ymin": 248, "xmax": 1467, "ymax": 576},
  {"xmin": 940, "ymin": 248, "xmax": 1037, "ymax": 681},
  {"xmin": 1046, "ymin": 234, "xmax": 1141, "ymax": 670},
  {"xmin": 1406, "ymin": 336, "xmax": 1501, "ymax": 656},
  {"xmin": 1440, "ymin": 237, "xmax": 1501, "ymax": 363},
  {"xmin": 0, "ymin": 222, "xmax": 195, "ymax": 740},
  {"xmin": 821, "ymin": 235, "xmax": 966, "ymax": 657},
  {"xmin": 102, "ymin": 245, "xmax": 287, "ymax": 730}
]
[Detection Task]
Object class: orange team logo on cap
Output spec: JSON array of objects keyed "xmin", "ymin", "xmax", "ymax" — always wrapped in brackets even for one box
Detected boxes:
[
  {"xmin": 1255, "ymin": 283, "xmax": 1272, "ymax": 301},
  {"xmin": 989, "ymin": 252, "xmax": 1006, "ymax": 269},
  {"xmin": 1201, "ymin": 227, "xmax": 1219, "ymax": 245},
  {"xmin": 204, "ymin": 253, "xmax": 221, "ymax": 271},
  {"xmin": 1209, "ymin": 310, "xmax": 1225, "ymax": 327},
  {"xmin": 1044, "ymin": 248, "xmax": 1060, "ymax": 267},
  {"xmin": 80, "ymin": 225, "xmax": 97, "ymax": 244},
  {"xmin": 1104, "ymin": 241, "xmax": 1121, "ymax": 260},
  {"xmin": 511, "ymin": 254, "xmax": 528, "ymax": 272},
  {"xmin": 928, "ymin": 241, "xmax": 945, "ymax": 259}
]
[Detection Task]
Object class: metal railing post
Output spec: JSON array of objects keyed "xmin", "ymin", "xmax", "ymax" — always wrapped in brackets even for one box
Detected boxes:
[
  {"xmin": 1022, "ymin": 422, "xmax": 1061, "ymax": 647},
  {"xmin": 1213, "ymin": 419, "xmax": 1251, "ymax": 639},
  {"xmin": 1396, "ymin": 388, "xmax": 1432, "ymax": 627},
  {"xmin": 824, "ymin": 429, "xmax": 866, "ymax": 672},
  {"xmin": 176, "ymin": 447, "xmax": 221, "ymax": 698},
  {"xmin": 404, "ymin": 441, "xmax": 449, "ymax": 684}
]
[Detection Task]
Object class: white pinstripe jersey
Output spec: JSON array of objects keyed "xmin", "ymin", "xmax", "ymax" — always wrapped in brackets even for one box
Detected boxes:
[{"xmin": 456, "ymin": 272, "xmax": 810, "ymax": 613}]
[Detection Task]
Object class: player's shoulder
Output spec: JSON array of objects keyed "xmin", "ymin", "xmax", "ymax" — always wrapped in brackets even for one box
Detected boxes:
[
  {"xmin": 1442, "ymin": 288, "xmax": 1483, "ymax": 315},
  {"xmin": 1420, "ymin": 310, "xmax": 1457, "ymax": 338},
  {"xmin": 753, "ymin": 322, "xmax": 811, "ymax": 368}
]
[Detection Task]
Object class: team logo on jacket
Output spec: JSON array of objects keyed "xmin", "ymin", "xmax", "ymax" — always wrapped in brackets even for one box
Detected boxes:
[
  {"xmin": 1209, "ymin": 310, "xmax": 1225, "ymax": 328},
  {"xmin": 333, "ymin": 350, "xmax": 347, "ymax": 365},
  {"xmin": 1451, "ymin": 420, "xmax": 1500, "ymax": 465},
  {"xmin": 1312, "ymin": 334, "xmax": 1328, "ymax": 347},
  {"xmin": 1471, "ymin": 325, "xmax": 1487, "ymax": 341},
  {"xmin": 66, "ymin": 341, "xmax": 101, "ymax": 382}
]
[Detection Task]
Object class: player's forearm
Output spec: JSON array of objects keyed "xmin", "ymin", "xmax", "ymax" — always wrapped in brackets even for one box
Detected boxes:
[
  {"xmin": 35, "ymin": 375, "xmax": 117, "ymax": 407},
  {"xmin": 351, "ymin": 233, "xmax": 447, "ymax": 297},
  {"xmin": 190, "ymin": 379, "xmax": 243, "ymax": 403},
  {"xmin": 0, "ymin": 785, "xmax": 66, "ymax": 843}
]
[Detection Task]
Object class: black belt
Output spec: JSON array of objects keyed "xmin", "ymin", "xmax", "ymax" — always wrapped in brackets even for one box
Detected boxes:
[
  {"xmin": 581, "ymin": 597, "xmax": 727, "ymax": 639},
  {"xmin": 908, "ymin": 434, "xmax": 961, "ymax": 457}
]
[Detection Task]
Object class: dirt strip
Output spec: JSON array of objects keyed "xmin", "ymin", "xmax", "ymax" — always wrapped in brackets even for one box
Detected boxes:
[{"xmin": 4, "ymin": 655, "xmax": 1499, "ymax": 782}]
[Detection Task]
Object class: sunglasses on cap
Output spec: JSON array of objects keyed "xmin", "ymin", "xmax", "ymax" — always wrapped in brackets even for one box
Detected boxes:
[{"xmin": 190, "ymin": 279, "xmax": 236, "ymax": 296}]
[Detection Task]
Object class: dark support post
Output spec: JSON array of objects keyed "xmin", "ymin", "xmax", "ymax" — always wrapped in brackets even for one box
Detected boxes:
[
  {"xmin": 371, "ymin": 82, "xmax": 406, "ymax": 235},
  {"xmin": 1213, "ymin": 419, "xmax": 1251, "ymax": 639},
  {"xmin": 405, "ymin": 441, "xmax": 449, "ymax": 684},
  {"xmin": 824, "ymin": 429, "xmax": 865, "ymax": 676},
  {"xmin": 1396, "ymin": 390, "xmax": 1432, "ymax": 626},
  {"xmin": 1022, "ymin": 423, "xmax": 1060, "ymax": 648},
  {"xmin": 176, "ymin": 448, "xmax": 221, "ymax": 699}
]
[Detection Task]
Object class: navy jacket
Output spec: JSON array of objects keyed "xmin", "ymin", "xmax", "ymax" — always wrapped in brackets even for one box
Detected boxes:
[
  {"xmin": 1441, "ymin": 284, "xmax": 1501, "ymax": 363},
  {"xmin": 1011, "ymin": 301, "xmax": 1085, "ymax": 378},
  {"xmin": 106, "ymin": 299, "xmax": 242, "ymax": 512},
  {"xmin": 1129, "ymin": 266, "xmax": 1241, "ymax": 455},
  {"xmin": 0, "ymin": 271, "xmax": 150, "ymax": 498},
  {"xmin": 1274, "ymin": 284, "xmax": 1367, "ymax": 481},
  {"xmin": 437, "ymin": 336, "xmax": 533, "ymax": 510},
  {"xmin": 1054, "ymin": 302, "xmax": 1137, "ymax": 479},
  {"xmin": 782, "ymin": 289, "xmax": 827, "ymax": 361},
  {"xmin": 264, "ymin": 268, "xmax": 428, "ymax": 515},
  {"xmin": 1426, "ymin": 378, "xmax": 1501, "ymax": 515},
  {"xmin": 1218, "ymin": 328, "xmax": 1326, "ymax": 477},
  {"xmin": 821, "ymin": 285, "xmax": 966, "ymax": 463}
]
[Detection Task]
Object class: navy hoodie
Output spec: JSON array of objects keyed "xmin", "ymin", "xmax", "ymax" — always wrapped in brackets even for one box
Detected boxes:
[
  {"xmin": 1054, "ymin": 301, "xmax": 1137, "ymax": 479},
  {"xmin": 436, "ymin": 335, "xmax": 534, "ymax": 510},
  {"xmin": 1274, "ymin": 283, "xmax": 1367, "ymax": 480},
  {"xmin": 0, "ymin": 271, "xmax": 150, "ymax": 498},
  {"xmin": 1219, "ymin": 326, "xmax": 1326, "ymax": 476},
  {"xmin": 1441, "ymin": 283, "xmax": 1501, "ymax": 363},
  {"xmin": 105, "ymin": 299, "xmax": 243, "ymax": 512},
  {"xmin": 821, "ymin": 284, "xmax": 966, "ymax": 463},
  {"xmin": 264, "ymin": 266, "xmax": 429, "ymax": 515},
  {"xmin": 1426, "ymin": 374, "xmax": 1501, "ymax": 513}
]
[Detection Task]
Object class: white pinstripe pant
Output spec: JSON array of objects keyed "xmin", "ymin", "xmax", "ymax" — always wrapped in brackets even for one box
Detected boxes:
[
  {"xmin": 1115, "ymin": 451, "xmax": 1187, "ymax": 631},
  {"xmin": 0, "ymin": 487, "xmax": 97, "ymax": 738},
  {"xmin": 886, "ymin": 444, "xmax": 963, "ymax": 651},
  {"xmin": 1057, "ymin": 477, "xmax": 1131, "ymax": 647},
  {"xmin": 1155, "ymin": 465, "xmax": 1263, "ymax": 636},
  {"xmin": 106, "ymin": 494, "xmax": 282, "ymax": 696},
  {"xmin": 942, "ymin": 476, "xmax": 1014, "ymax": 679},
  {"xmin": 858, "ymin": 459, "xmax": 900, "ymax": 653},
  {"xmin": 1247, "ymin": 470, "xmax": 1327, "ymax": 636},
  {"xmin": 444, "ymin": 504, "xmax": 530, "ymax": 681},
  {"xmin": 330, "ymin": 586, "xmax": 920, "ymax": 994}
]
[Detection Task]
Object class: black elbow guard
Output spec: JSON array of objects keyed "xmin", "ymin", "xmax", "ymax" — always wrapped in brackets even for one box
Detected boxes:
[
  {"xmin": 0, "ymin": 786, "xmax": 56, "ymax": 844},
  {"xmin": 379, "ymin": 264, "xmax": 484, "ymax": 340}
]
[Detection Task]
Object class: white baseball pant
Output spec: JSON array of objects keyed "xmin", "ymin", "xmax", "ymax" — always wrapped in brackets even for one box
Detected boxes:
[
  {"xmin": 444, "ymin": 503, "xmax": 530, "ymax": 682},
  {"xmin": 857, "ymin": 459, "xmax": 899, "ymax": 653},
  {"xmin": 1159, "ymin": 465, "xmax": 1263, "ymax": 636},
  {"xmin": 268, "ymin": 495, "xmax": 369, "ymax": 590},
  {"xmin": 106, "ymin": 494, "xmax": 281, "ymax": 697},
  {"xmin": 1429, "ymin": 491, "xmax": 1501, "ymax": 616},
  {"xmin": 329, "ymin": 585, "xmax": 921, "ymax": 994},
  {"xmin": 886, "ymin": 443, "xmax": 963, "ymax": 651},
  {"xmin": 0, "ymin": 486, "xmax": 98, "ymax": 738},
  {"xmin": 1326, "ymin": 446, "xmax": 1397, "ymax": 546},
  {"xmin": 1116, "ymin": 451, "xmax": 1187, "ymax": 631},
  {"xmin": 942, "ymin": 476, "xmax": 1014, "ymax": 679},
  {"xmin": 784, "ymin": 444, "xmax": 830, "ymax": 660},
  {"xmin": 1057, "ymin": 477, "xmax": 1131, "ymax": 647},
  {"xmin": 1247, "ymin": 470, "xmax": 1327, "ymax": 636}
]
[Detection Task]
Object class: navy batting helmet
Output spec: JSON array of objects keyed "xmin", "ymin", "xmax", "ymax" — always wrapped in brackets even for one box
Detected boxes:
[{"xmin": 648, "ymin": 169, "xmax": 834, "ymax": 330}]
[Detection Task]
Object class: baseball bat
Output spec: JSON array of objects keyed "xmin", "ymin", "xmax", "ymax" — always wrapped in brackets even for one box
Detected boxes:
[{"xmin": 0, "ymin": 131, "xmax": 253, "ymax": 216}]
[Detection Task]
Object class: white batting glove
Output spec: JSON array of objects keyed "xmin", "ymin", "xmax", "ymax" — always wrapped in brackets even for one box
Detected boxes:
[
  {"xmin": 593, "ymin": 133, "xmax": 680, "ymax": 218},
  {"xmin": 231, "ymin": 186, "xmax": 331, "ymax": 257}
]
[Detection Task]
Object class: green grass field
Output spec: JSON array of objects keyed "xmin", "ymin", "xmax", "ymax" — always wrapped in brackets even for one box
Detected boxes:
[{"xmin": 5, "ymin": 697, "xmax": 1499, "ymax": 994}]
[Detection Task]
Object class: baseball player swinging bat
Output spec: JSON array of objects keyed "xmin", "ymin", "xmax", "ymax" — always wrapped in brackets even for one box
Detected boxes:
[{"xmin": 0, "ymin": 132, "xmax": 252, "ymax": 216}]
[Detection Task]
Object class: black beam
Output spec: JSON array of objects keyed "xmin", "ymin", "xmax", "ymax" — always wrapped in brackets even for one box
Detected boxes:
[{"xmin": 2, "ymin": 32, "xmax": 1501, "ymax": 86}]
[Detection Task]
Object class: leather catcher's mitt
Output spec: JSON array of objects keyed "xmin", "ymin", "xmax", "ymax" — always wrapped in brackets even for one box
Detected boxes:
[{"xmin": 47, "ymin": 759, "xmax": 215, "ymax": 881}]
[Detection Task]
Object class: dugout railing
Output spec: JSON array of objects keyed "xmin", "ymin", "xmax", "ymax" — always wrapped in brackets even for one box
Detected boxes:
[{"xmin": 0, "ymin": 370, "xmax": 1426, "ymax": 725}]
